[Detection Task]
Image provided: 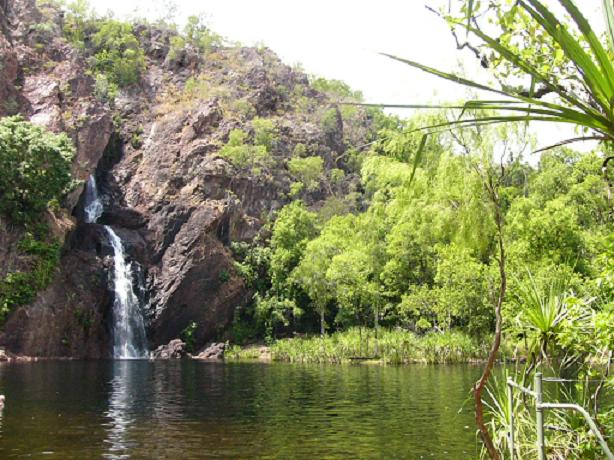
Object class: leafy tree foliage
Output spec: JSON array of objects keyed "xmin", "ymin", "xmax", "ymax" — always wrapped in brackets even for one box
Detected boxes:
[
  {"xmin": 90, "ymin": 19, "xmax": 145, "ymax": 88},
  {"xmin": 218, "ymin": 128, "xmax": 271, "ymax": 173},
  {"xmin": 184, "ymin": 14, "xmax": 223, "ymax": 53},
  {"xmin": 233, "ymin": 111, "xmax": 611, "ymax": 351},
  {"xmin": 218, "ymin": 118, "xmax": 279, "ymax": 173},
  {"xmin": 288, "ymin": 156, "xmax": 323, "ymax": 192},
  {"xmin": 63, "ymin": 1, "xmax": 146, "ymax": 93},
  {"xmin": 0, "ymin": 116, "xmax": 74, "ymax": 223},
  {"xmin": 269, "ymin": 201, "xmax": 318, "ymax": 293}
]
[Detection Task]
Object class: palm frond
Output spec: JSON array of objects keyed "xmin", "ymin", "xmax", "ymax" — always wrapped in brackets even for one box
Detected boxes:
[
  {"xmin": 604, "ymin": 0, "xmax": 614, "ymax": 54},
  {"xmin": 380, "ymin": 0, "xmax": 614, "ymax": 147}
]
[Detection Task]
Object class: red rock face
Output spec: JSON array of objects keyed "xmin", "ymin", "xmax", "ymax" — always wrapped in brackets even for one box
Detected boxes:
[
  {"xmin": 0, "ymin": 251, "xmax": 113, "ymax": 358},
  {"xmin": 0, "ymin": 27, "xmax": 23, "ymax": 116}
]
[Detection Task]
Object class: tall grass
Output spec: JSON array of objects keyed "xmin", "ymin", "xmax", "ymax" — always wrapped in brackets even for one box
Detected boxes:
[{"xmin": 227, "ymin": 328, "xmax": 492, "ymax": 364}]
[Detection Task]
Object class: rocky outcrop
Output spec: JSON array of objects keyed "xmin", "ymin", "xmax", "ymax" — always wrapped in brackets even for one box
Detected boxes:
[
  {"xmin": 193, "ymin": 342, "xmax": 226, "ymax": 360},
  {"xmin": 151, "ymin": 339, "xmax": 187, "ymax": 359},
  {"xmin": 0, "ymin": 250, "xmax": 113, "ymax": 358}
]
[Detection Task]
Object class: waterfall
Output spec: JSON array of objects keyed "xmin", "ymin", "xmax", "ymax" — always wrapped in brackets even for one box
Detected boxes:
[
  {"xmin": 84, "ymin": 176, "xmax": 104, "ymax": 224},
  {"xmin": 84, "ymin": 176, "xmax": 148, "ymax": 359}
]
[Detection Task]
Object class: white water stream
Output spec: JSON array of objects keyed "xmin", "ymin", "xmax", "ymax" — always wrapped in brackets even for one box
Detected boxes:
[{"xmin": 84, "ymin": 176, "xmax": 148, "ymax": 359}]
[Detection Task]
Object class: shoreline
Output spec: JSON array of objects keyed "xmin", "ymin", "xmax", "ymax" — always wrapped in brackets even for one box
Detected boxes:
[
  {"xmin": 224, "ymin": 344, "xmax": 525, "ymax": 365},
  {"xmin": 224, "ymin": 329, "xmax": 523, "ymax": 365},
  {"xmin": 0, "ymin": 329, "xmax": 527, "ymax": 365}
]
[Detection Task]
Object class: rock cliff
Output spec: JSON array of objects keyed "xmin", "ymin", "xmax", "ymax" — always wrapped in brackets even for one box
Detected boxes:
[{"xmin": 0, "ymin": 0, "xmax": 376, "ymax": 356}]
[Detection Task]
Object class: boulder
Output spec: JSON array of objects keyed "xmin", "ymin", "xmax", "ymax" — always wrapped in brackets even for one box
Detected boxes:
[
  {"xmin": 99, "ymin": 208, "xmax": 147, "ymax": 229},
  {"xmin": 151, "ymin": 339, "xmax": 187, "ymax": 359},
  {"xmin": 193, "ymin": 342, "xmax": 226, "ymax": 360},
  {"xmin": 191, "ymin": 100, "xmax": 223, "ymax": 136}
]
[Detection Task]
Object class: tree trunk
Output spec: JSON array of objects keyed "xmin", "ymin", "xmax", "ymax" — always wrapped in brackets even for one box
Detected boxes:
[
  {"xmin": 474, "ymin": 175, "xmax": 506, "ymax": 460},
  {"xmin": 374, "ymin": 306, "xmax": 379, "ymax": 356},
  {"xmin": 358, "ymin": 324, "xmax": 362, "ymax": 357},
  {"xmin": 320, "ymin": 309, "xmax": 325, "ymax": 336}
]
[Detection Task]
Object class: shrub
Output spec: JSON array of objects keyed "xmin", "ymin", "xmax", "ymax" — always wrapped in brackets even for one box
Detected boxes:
[
  {"xmin": 90, "ymin": 19, "xmax": 145, "ymax": 87},
  {"xmin": 63, "ymin": 0, "xmax": 93, "ymax": 47},
  {"xmin": 93, "ymin": 73, "xmax": 117, "ymax": 102},
  {"xmin": 288, "ymin": 156, "xmax": 323, "ymax": 191},
  {"xmin": 180, "ymin": 321, "xmax": 198, "ymax": 353},
  {"xmin": 292, "ymin": 143, "xmax": 307, "ymax": 157},
  {"xmin": 251, "ymin": 117, "xmax": 277, "ymax": 151},
  {"xmin": 130, "ymin": 125, "xmax": 144, "ymax": 149},
  {"xmin": 0, "ymin": 272, "xmax": 37, "ymax": 320},
  {"xmin": 289, "ymin": 181, "xmax": 304, "ymax": 197},
  {"xmin": 183, "ymin": 75, "xmax": 212, "ymax": 99},
  {"xmin": 329, "ymin": 168, "xmax": 345, "ymax": 184},
  {"xmin": 166, "ymin": 35, "xmax": 186, "ymax": 62},
  {"xmin": 170, "ymin": 75, "xmax": 230, "ymax": 108},
  {"xmin": 218, "ymin": 128, "xmax": 275, "ymax": 173},
  {"xmin": 218, "ymin": 269, "xmax": 230, "ymax": 283},
  {"xmin": 321, "ymin": 108, "xmax": 339, "ymax": 133},
  {"xmin": 0, "ymin": 116, "xmax": 75, "ymax": 223},
  {"xmin": 310, "ymin": 77, "xmax": 363, "ymax": 100},
  {"xmin": 0, "ymin": 231, "xmax": 61, "ymax": 322},
  {"xmin": 184, "ymin": 15, "xmax": 223, "ymax": 53},
  {"xmin": 229, "ymin": 99, "xmax": 256, "ymax": 119},
  {"xmin": 30, "ymin": 22, "xmax": 55, "ymax": 44},
  {"xmin": 317, "ymin": 196, "xmax": 349, "ymax": 224}
]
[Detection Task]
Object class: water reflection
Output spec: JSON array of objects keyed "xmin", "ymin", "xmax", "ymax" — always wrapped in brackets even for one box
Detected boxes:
[{"xmin": 104, "ymin": 361, "xmax": 138, "ymax": 459}]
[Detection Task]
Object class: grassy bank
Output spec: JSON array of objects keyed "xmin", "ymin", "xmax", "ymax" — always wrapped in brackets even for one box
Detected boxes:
[{"xmin": 226, "ymin": 328, "xmax": 501, "ymax": 364}]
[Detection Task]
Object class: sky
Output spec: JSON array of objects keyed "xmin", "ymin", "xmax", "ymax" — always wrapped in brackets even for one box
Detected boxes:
[{"xmin": 87, "ymin": 0, "xmax": 605, "ymax": 154}]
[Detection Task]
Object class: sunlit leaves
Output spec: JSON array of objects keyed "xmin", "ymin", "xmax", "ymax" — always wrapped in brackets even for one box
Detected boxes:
[{"xmin": 0, "ymin": 116, "xmax": 75, "ymax": 223}]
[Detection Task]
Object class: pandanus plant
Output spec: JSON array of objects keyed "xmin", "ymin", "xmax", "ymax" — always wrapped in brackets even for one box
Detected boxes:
[
  {"xmin": 376, "ymin": 1, "xmax": 614, "ymax": 457},
  {"xmin": 513, "ymin": 270, "xmax": 579, "ymax": 368}
]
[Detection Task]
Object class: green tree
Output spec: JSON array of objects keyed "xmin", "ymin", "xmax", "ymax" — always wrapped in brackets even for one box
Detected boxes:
[
  {"xmin": 91, "ymin": 19, "xmax": 146, "ymax": 87},
  {"xmin": 269, "ymin": 201, "xmax": 318, "ymax": 294},
  {"xmin": 432, "ymin": 244, "xmax": 493, "ymax": 336},
  {"xmin": 184, "ymin": 14, "xmax": 223, "ymax": 53},
  {"xmin": 218, "ymin": 129, "xmax": 273, "ymax": 172},
  {"xmin": 251, "ymin": 117, "xmax": 277, "ymax": 151},
  {"xmin": 0, "ymin": 116, "xmax": 75, "ymax": 222},
  {"xmin": 293, "ymin": 214, "xmax": 356, "ymax": 334},
  {"xmin": 288, "ymin": 156, "xmax": 324, "ymax": 192}
]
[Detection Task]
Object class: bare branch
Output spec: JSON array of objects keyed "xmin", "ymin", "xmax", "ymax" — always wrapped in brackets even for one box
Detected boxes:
[{"xmin": 425, "ymin": 5, "xmax": 487, "ymax": 67}]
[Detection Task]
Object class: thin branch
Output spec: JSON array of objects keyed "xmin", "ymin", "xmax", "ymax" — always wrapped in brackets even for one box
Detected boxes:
[
  {"xmin": 603, "ymin": 155, "xmax": 614, "ymax": 216},
  {"xmin": 425, "ymin": 5, "xmax": 488, "ymax": 66}
]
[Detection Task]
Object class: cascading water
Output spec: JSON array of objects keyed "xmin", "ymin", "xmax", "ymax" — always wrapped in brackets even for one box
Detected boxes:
[
  {"xmin": 84, "ymin": 176, "xmax": 148, "ymax": 359},
  {"xmin": 84, "ymin": 176, "xmax": 104, "ymax": 223}
]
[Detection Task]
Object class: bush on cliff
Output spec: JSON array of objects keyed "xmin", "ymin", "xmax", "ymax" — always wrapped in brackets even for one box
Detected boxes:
[
  {"xmin": 218, "ymin": 119, "xmax": 278, "ymax": 173},
  {"xmin": 0, "ymin": 116, "xmax": 74, "ymax": 223},
  {"xmin": 0, "ymin": 231, "xmax": 61, "ymax": 322},
  {"xmin": 91, "ymin": 19, "xmax": 145, "ymax": 88},
  {"xmin": 63, "ymin": 2, "xmax": 145, "ymax": 91}
]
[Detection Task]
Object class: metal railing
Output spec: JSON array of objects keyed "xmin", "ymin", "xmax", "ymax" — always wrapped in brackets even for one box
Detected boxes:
[{"xmin": 506, "ymin": 372, "xmax": 613, "ymax": 460}]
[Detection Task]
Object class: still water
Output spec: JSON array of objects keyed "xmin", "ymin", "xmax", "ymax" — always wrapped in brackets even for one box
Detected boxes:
[{"xmin": 0, "ymin": 361, "xmax": 483, "ymax": 459}]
